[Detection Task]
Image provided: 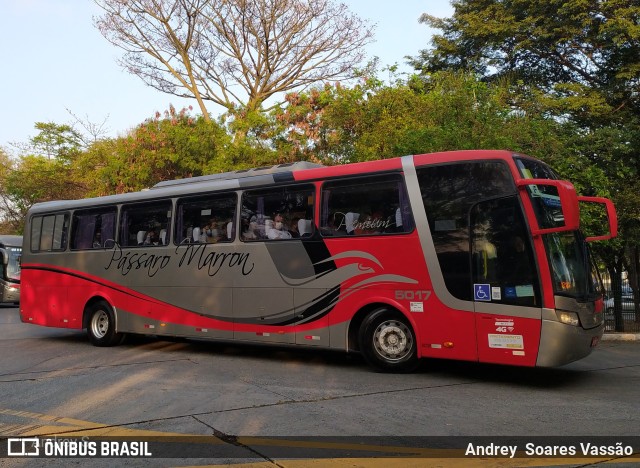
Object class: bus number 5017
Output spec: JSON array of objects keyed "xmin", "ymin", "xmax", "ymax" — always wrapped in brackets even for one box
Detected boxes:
[{"xmin": 395, "ymin": 290, "xmax": 431, "ymax": 301}]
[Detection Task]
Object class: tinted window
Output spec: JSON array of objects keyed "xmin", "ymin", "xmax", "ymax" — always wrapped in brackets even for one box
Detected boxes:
[
  {"xmin": 176, "ymin": 193, "xmax": 237, "ymax": 244},
  {"xmin": 120, "ymin": 201, "xmax": 172, "ymax": 247},
  {"xmin": 30, "ymin": 213, "xmax": 69, "ymax": 252},
  {"xmin": 71, "ymin": 207, "xmax": 117, "ymax": 250},
  {"xmin": 471, "ymin": 197, "xmax": 540, "ymax": 306},
  {"xmin": 320, "ymin": 174, "xmax": 414, "ymax": 237},
  {"xmin": 241, "ymin": 185, "xmax": 314, "ymax": 241},
  {"xmin": 6, "ymin": 247, "xmax": 21, "ymax": 281},
  {"xmin": 417, "ymin": 161, "xmax": 515, "ymax": 300}
]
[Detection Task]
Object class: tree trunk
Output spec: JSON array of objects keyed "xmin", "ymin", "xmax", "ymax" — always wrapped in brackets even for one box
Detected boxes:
[{"xmin": 607, "ymin": 258, "xmax": 625, "ymax": 332}]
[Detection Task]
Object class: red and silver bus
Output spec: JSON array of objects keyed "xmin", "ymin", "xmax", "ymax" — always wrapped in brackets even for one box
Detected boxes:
[{"xmin": 20, "ymin": 150, "xmax": 616, "ymax": 371}]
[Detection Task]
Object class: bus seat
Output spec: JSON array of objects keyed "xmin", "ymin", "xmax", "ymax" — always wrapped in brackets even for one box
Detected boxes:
[
  {"xmin": 227, "ymin": 222, "xmax": 233, "ymax": 240},
  {"xmin": 136, "ymin": 230, "xmax": 146, "ymax": 245},
  {"xmin": 345, "ymin": 212, "xmax": 359, "ymax": 235},
  {"xmin": 298, "ymin": 219, "xmax": 312, "ymax": 237},
  {"xmin": 159, "ymin": 229, "xmax": 167, "ymax": 245},
  {"xmin": 192, "ymin": 227, "xmax": 201, "ymax": 243}
]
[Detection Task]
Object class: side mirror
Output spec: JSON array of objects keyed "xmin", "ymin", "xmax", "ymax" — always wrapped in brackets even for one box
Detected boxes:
[
  {"xmin": 517, "ymin": 179, "xmax": 580, "ymax": 236},
  {"xmin": 578, "ymin": 196, "xmax": 618, "ymax": 241},
  {"xmin": 0, "ymin": 248, "xmax": 8, "ymax": 266}
]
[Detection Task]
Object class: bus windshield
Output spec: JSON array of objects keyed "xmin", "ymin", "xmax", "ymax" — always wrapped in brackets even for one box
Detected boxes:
[
  {"xmin": 6, "ymin": 247, "xmax": 21, "ymax": 281},
  {"xmin": 544, "ymin": 231, "xmax": 596, "ymax": 298},
  {"xmin": 514, "ymin": 157, "xmax": 595, "ymax": 300}
]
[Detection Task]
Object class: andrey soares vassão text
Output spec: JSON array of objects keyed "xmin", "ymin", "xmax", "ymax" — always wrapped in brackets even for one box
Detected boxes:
[{"xmin": 465, "ymin": 442, "xmax": 634, "ymax": 458}]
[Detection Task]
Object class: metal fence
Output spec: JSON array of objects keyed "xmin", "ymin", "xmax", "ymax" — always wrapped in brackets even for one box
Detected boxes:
[{"xmin": 599, "ymin": 271, "xmax": 640, "ymax": 333}]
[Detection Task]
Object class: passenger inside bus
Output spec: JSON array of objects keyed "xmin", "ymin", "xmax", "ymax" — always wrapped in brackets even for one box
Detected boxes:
[
  {"xmin": 266, "ymin": 213, "xmax": 292, "ymax": 239},
  {"xmin": 241, "ymin": 217, "xmax": 258, "ymax": 240},
  {"xmin": 92, "ymin": 231, "xmax": 102, "ymax": 248}
]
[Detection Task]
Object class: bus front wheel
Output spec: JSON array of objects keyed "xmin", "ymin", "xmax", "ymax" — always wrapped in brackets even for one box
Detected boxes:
[
  {"xmin": 358, "ymin": 308, "xmax": 419, "ymax": 372},
  {"xmin": 86, "ymin": 301, "xmax": 125, "ymax": 347}
]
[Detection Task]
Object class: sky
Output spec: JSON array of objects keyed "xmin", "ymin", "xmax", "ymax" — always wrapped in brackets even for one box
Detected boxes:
[{"xmin": 0, "ymin": 0, "xmax": 453, "ymax": 152}]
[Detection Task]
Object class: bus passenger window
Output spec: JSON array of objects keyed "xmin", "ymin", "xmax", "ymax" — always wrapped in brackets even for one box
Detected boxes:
[
  {"xmin": 71, "ymin": 208, "xmax": 117, "ymax": 250},
  {"xmin": 175, "ymin": 193, "xmax": 237, "ymax": 245},
  {"xmin": 120, "ymin": 201, "xmax": 172, "ymax": 248},
  {"xmin": 320, "ymin": 175, "xmax": 413, "ymax": 237},
  {"xmin": 241, "ymin": 185, "xmax": 315, "ymax": 242},
  {"xmin": 30, "ymin": 213, "xmax": 69, "ymax": 252}
]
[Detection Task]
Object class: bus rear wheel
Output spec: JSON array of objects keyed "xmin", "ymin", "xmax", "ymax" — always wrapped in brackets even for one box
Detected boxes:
[
  {"xmin": 358, "ymin": 308, "xmax": 419, "ymax": 372},
  {"xmin": 86, "ymin": 301, "xmax": 125, "ymax": 347}
]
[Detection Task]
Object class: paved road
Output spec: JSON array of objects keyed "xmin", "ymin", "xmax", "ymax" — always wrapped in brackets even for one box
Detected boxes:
[{"xmin": 1, "ymin": 306, "xmax": 639, "ymax": 467}]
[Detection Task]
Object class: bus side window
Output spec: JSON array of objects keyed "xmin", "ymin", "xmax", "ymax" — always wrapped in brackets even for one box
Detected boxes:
[
  {"xmin": 241, "ymin": 185, "xmax": 315, "ymax": 242},
  {"xmin": 120, "ymin": 201, "xmax": 172, "ymax": 247},
  {"xmin": 70, "ymin": 208, "xmax": 117, "ymax": 250},
  {"xmin": 175, "ymin": 193, "xmax": 237, "ymax": 245},
  {"xmin": 30, "ymin": 213, "xmax": 69, "ymax": 252},
  {"xmin": 320, "ymin": 175, "xmax": 413, "ymax": 237}
]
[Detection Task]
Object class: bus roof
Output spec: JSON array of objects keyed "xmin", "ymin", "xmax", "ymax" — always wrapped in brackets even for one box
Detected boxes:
[
  {"xmin": 0, "ymin": 235, "xmax": 23, "ymax": 247},
  {"xmin": 152, "ymin": 161, "xmax": 323, "ymax": 189}
]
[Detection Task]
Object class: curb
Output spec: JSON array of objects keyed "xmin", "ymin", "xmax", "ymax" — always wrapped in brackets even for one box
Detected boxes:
[{"xmin": 602, "ymin": 333, "xmax": 640, "ymax": 341}]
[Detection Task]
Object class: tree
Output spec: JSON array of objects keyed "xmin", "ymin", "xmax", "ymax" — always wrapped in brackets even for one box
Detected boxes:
[
  {"xmin": 78, "ymin": 106, "xmax": 235, "ymax": 194},
  {"xmin": 412, "ymin": 0, "xmax": 639, "ymax": 116},
  {"xmin": 0, "ymin": 124, "xmax": 90, "ymax": 233},
  {"xmin": 0, "ymin": 155, "xmax": 86, "ymax": 233},
  {"xmin": 94, "ymin": 0, "xmax": 374, "ymax": 117},
  {"xmin": 8, "ymin": 122, "xmax": 84, "ymax": 161},
  {"xmin": 273, "ymin": 71, "xmax": 570, "ymax": 165}
]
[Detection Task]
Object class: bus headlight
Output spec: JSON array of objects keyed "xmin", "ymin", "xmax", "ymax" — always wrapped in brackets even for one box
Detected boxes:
[{"xmin": 556, "ymin": 310, "xmax": 580, "ymax": 326}]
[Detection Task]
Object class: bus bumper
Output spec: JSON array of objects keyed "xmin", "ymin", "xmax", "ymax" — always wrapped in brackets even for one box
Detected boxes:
[
  {"xmin": 1, "ymin": 284, "xmax": 20, "ymax": 303},
  {"xmin": 536, "ymin": 319, "xmax": 604, "ymax": 367}
]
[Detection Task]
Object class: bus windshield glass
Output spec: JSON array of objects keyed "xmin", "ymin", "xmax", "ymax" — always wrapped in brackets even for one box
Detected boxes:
[
  {"xmin": 514, "ymin": 157, "xmax": 595, "ymax": 299},
  {"xmin": 6, "ymin": 247, "xmax": 21, "ymax": 281},
  {"xmin": 544, "ymin": 231, "xmax": 595, "ymax": 298}
]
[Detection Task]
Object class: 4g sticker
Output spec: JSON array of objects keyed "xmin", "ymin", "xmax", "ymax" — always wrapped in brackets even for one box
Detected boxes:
[{"xmin": 495, "ymin": 320, "xmax": 515, "ymax": 333}]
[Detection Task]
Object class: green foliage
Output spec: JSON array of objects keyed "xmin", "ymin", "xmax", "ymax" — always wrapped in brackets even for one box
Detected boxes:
[
  {"xmin": 272, "ymin": 71, "xmax": 567, "ymax": 164},
  {"xmin": 29, "ymin": 122, "xmax": 84, "ymax": 162},
  {"xmin": 82, "ymin": 106, "xmax": 233, "ymax": 194},
  {"xmin": 0, "ymin": 154, "xmax": 85, "ymax": 232},
  {"xmin": 0, "ymin": 123, "xmax": 89, "ymax": 233},
  {"xmin": 414, "ymin": 1, "xmax": 640, "ymax": 110}
]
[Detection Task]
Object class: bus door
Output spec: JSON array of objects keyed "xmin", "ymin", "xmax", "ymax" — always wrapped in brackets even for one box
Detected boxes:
[{"xmin": 471, "ymin": 196, "xmax": 542, "ymax": 366}]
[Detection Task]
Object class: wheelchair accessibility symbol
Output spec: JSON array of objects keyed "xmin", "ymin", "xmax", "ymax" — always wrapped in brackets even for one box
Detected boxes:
[{"xmin": 474, "ymin": 284, "xmax": 491, "ymax": 302}]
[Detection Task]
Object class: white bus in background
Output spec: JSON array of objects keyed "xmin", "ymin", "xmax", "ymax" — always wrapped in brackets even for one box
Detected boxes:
[{"xmin": 0, "ymin": 235, "xmax": 22, "ymax": 303}]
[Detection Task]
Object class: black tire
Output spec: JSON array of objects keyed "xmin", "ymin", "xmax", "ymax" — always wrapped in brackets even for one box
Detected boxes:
[
  {"xmin": 86, "ymin": 301, "xmax": 125, "ymax": 347},
  {"xmin": 358, "ymin": 308, "xmax": 419, "ymax": 372}
]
